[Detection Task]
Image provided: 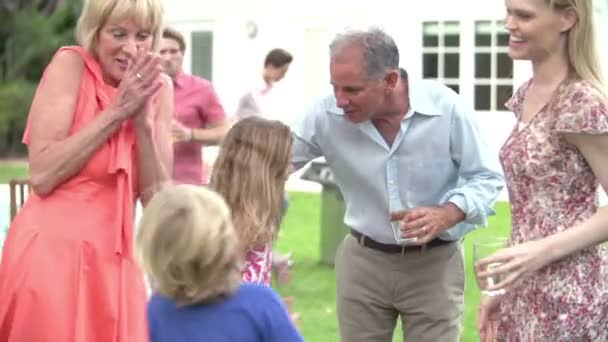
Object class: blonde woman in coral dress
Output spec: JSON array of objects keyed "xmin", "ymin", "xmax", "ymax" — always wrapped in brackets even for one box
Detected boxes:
[{"xmin": 0, "ymin": 0, "xmax": 172, "ymax": 341}]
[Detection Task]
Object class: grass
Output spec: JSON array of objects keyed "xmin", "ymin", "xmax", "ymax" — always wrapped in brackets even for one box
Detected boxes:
[
  {"xmin": 0, "ymin": 164, "xmax": 512, "ymax": 341},
  {"xmin": 0, "ymin": 163, "xmax": 28, "ymax": 183},
  {"xmin": 274, "ymin": 192, "xmax": 511, "ymax": 342}
]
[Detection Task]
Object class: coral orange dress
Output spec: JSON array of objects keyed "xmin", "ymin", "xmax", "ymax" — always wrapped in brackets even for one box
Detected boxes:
[{"xmin": 0, "ymin": 46, "xmax": 148, "ymax": 342}]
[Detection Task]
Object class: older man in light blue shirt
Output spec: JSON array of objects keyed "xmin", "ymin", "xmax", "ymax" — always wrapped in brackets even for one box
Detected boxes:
[{"xmin": 292, "ymin": 27, "xmax": 504, "ymax": 342}]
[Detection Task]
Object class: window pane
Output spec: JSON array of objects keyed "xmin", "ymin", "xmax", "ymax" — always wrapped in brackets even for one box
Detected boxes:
[
  {"xmin": 423, "ymin": 53, "xmax": 438, "ymax": 78},
  {"xmin": 423, "ymin": 22, "xmax": 439, "ymax": 47},
  {"xmin": 475, "ymin": 53, "xmax": 491, "ymax": 78},
  {"xmin": 497, "ymin": 21, "xmax": 509, "ymax": 47},
  {"xmin": 191, "ymin": 31, "xmax": 213, "ymax": 81},
  {"xmin": 475, "ymin": 21, "xmax": 492, "ymax": 46},
  {"xmin": 444, "ymin": 21, "xmax": 460, "ymax": 47},
  {"xmin": 444, "ymin": 53, "xmax": 460, "ymax": 78},
  {"xmin": 496, "ymin": 53, "xmax": 513, "ymax": 78},
  {"xmin": 496, "ymin": 85, "xmax": 513, "ymax": 111},
  {"xmin": 446, "ymin": 84, "xmax": 460, "ymax": 94},
  {"xmin": 475, "ymin": 85, "xmax": 491, "ymax": 110}
]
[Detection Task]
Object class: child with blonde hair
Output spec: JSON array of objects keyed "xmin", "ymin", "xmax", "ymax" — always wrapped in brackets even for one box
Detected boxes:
[
  {"xmin": 209, "ymin": 116, "xmax": 293, "ymax": 284},
  {"xmin": 136, "ymin": 185, "xmax": 302, "ymax": 342}
]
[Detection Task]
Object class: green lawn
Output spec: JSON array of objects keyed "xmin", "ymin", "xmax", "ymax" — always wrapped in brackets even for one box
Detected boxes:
[
  {"xmin": 0, "ymin": 163, "xmax": 512, "ymax": 341},
  {"xmin": 274, "ymin": 192, "xmax": 511, "ymax": 342},
  {"xmin": 0, "ymin": 163, "xmax": 28, "ymax": 183}
]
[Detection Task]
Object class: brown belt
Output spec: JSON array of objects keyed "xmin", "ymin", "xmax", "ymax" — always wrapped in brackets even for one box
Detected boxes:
[{"xmin": 350, "ymin": 229, "xmax": 453, "ymax": 254}]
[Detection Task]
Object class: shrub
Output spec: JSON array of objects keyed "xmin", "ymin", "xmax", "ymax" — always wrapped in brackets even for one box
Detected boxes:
[{"xmin": 0, "ymin": 80, "xmax": 36, "ymax": 156}]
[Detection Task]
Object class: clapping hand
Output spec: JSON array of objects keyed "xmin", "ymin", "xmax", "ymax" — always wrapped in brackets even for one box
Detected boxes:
[{"xmin": 113, "ymin": 48, "xmax": 164, "ymax": 126}]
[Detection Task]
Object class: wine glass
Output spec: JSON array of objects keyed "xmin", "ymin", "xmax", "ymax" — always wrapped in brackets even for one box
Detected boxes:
[
  {"xmin": 473, "ymin": 237, "xmax": 509, "ymax": 296},
  {"xmin": 390, "ymin": 198, "xmax": 418, "ymax": 245}
]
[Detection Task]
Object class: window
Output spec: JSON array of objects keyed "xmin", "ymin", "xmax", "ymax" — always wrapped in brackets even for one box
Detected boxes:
[
  {"xmin": 191, "ymin": 31, "xmax": 213, "ymax": 81},
  {"xmin": 422, "ymin": 21, "xmax": 461, "ymax": 93},
  {"xmin": 473, "ymin": 21, "xmax": 513, "ymax": 111}
]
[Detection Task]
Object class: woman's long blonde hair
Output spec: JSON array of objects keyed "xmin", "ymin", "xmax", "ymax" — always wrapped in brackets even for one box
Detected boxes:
[
  {"xmin": 209, "ymin": 117, "xmax": 293, "ymax": 250},
  {"xmin": 549, "ymin": 0, "xmax": 606, "ymax": 96}
]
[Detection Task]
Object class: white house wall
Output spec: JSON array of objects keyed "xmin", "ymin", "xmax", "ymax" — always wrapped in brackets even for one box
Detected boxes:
[
  {"xmin": 163, "ymin": 0, "xmax": 422, "ymax": 122},
  {"xmin": 596, "ymin": 0, "xmax": 608, "ymax": 71},
  {"xmin": 163, "ymin": 0, "xmax": 608, "ymax": 154}
]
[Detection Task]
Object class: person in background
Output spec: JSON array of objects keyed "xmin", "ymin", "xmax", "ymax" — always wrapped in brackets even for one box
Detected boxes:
[
  {"xmin": 0, "ymin": 0, "xmax": 172, "ymax": 340},
  {"xmin": 235, "ymin": 48, "xmax": 294, "ymax": 282},
  {"xmin": 137, "ymin": 184, "xmax": 303, "ymax": 342},
  {"xmin": 476, "ymin": 0, "xmax": 608, "ymax": 341},
  {"xmin": 160, "ymin": 27, "xmax": 230, "ymax": 185},
  {"xmin": 235, "ymin": 48, "xmax": 293, "ymax": 122}
]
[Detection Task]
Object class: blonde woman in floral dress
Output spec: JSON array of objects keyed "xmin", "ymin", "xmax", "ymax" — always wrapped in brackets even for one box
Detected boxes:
[{"xmin": 476, "ymin": 0, "xmax": 608, "ymax": 341}]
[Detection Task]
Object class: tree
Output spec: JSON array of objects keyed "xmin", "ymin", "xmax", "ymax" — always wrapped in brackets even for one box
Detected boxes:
[
  {"xmin": 1, "ymin": 0, "xmax": 68, "ymax": 16},
  {"xmin": 0, "ymin": 0, "xmax": 81, "ymax": 156},
  {"xmin": 1, "ymin": 0, "xmax": 81, "ymax": 82}
]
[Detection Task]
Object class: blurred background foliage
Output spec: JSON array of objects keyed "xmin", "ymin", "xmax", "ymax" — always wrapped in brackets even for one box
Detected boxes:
[{"xmin": 0, "ymin": 0, "xmax": 81, "ymax": 156}]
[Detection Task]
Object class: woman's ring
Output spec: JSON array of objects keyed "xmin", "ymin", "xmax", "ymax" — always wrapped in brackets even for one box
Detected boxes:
[{"xmin": 136, "ymin": 73, "xmax": 143, "ymax": 80}]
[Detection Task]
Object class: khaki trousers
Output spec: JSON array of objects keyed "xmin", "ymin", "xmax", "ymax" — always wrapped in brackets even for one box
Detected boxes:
[{"xmin": 335, "ymin": 234, "xmax": 465, "ymax": 342}]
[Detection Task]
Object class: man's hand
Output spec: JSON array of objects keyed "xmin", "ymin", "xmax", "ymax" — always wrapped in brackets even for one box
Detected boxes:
[
  {"xmin": 390, "ymin": 203, "xmax": 465, "ymax": 245},
  {"xmin": 171, "ymin": 120, "xmax": 193, "ymax": 142}
]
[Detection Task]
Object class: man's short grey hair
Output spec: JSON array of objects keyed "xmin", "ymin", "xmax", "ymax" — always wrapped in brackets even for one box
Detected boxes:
[{"xmin": 329, "ymin": 27, "xmax": 400, "ymax": 80}]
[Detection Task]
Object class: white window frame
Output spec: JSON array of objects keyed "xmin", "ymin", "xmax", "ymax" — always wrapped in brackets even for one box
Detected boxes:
[
  {"xmin": 473, "ymin": 20, "xmax": 513, "ymax": 112},
  {"xmin": 421, "ymin": 21, "xmax": 462, "ymax": 93},
  {"xmin": 164, "ymin": 21, "xmax": 215, "ymax": 78}
]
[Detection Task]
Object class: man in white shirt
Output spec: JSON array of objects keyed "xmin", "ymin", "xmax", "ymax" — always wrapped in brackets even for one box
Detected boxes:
[
  {"xmin": 292, "ymin": 27, "xmax": 504, "ymax": 342},
  {"xmin": 235, "ymin": 48, "xmax": 293, "ymax": 122}
]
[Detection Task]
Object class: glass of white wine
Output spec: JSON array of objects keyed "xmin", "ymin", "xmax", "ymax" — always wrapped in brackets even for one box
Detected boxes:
[
  {"xmin": 474, "ymin": 237, "xmax": 509, "ymax": 297},
  {"xmin": 390, "ymin": 198, "xmax": 419, "ymax": 245},
  {"xmin": 390, "ymin": 216, "xmax": 419, "ymax": 245}
]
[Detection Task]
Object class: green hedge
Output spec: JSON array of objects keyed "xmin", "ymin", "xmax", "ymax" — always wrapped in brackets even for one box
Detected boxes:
[
  {"xmin": 0, "ymin": 81, "xmax": 36, "ymax": 156},
  {"xmin": 0, "ymin": 1, "xmax": 81, "ymax": 156}
]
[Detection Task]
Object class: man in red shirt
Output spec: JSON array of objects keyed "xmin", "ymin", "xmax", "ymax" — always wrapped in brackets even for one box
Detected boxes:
[{"xmin": 160, "ymin": 27, "xmax": 230, "ymax": 185}]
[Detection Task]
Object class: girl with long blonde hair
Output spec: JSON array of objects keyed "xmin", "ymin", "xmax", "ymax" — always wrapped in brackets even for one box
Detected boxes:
[{"xmin": 210, "ymin": 116, "xmax": 293, "ymax": 284}]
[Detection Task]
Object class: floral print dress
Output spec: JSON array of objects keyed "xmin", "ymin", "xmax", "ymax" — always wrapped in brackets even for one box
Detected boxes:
[
  {"xmin": 497, "ymin": 79, "xmax": 608, "ymax": 341},
  {"xmin": 242, "ymin": 244, "xmax": 272, "ymax": 286}
]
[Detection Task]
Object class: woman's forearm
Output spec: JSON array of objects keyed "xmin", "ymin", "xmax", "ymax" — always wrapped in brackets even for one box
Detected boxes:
[
  {"xmin": 29, "ymin": 108, "xmax": 125, "ymax": 196},
  {"xmin": 542, "ymin": 206, "xmax": 608, "ymax": 263},
  {"xmin": 135, "ymin": 126, "xmax": 171, "ymax": 205},
  {"xmin": 136, "ymin": 77, "xmax": 174, "ymax": 205}
]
